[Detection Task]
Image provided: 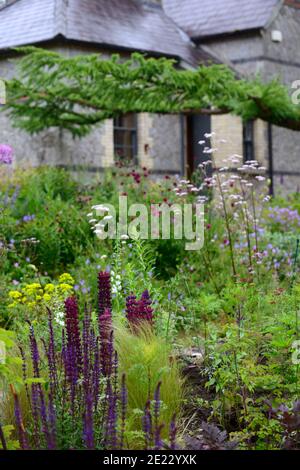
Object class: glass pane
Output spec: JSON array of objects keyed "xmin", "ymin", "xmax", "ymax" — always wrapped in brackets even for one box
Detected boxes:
[{"xmin": 114, "ymin": 113, "xmax": 136, "ymax": 130}]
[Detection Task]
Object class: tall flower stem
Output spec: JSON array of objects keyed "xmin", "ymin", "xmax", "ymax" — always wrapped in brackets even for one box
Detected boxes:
[{"xmin": 215, "ymin": 168, "xmax": 237, "ymax": 279}]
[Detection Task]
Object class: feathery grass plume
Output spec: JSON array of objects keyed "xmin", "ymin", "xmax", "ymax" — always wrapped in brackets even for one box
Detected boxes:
[{"xmin": 116, "ymin": 322, "xmax": 182, "ymax": 447}]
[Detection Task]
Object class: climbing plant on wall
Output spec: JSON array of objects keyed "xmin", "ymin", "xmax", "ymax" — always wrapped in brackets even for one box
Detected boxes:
[{"xmin": 3, "ymin": 47, "xmax": 300, "ymax": 137}]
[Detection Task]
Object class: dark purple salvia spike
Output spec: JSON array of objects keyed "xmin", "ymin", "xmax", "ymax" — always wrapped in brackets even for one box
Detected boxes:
[
  {"xmin": 92, "ymin": 337, "xmax": 101, "ymax": 410},
  {"xmin": 112, "ymin": 351, "xmax": 118, "ymax": 399},
  {"xmin": 10, "ymin": 385, "xmax": 29, "ymax": 450},
  {"xmin": 142, "ymin": 399, "xmax": 153, "ymax": 450},
  {"xmin": 28, "ymin": 325, "xmax": 42, "ymax": 448},
  {"xmin": 37, "ymin": 385, "xmax": 52, "ymax": 450},
  {"xmin": 47, "ymin": 308, "xmax": 58, "ymax": 392},
  {"xmin": 48, "ymin": 393, "xmax": 57, "ymax": 449},
  {"xmin": 83, "ymin": 306, "xmax": 92, "ymax": 386},
  {"xmin": 104, "ymin": 380, "xmax": 118, "ymax": 450},
  {"xmin": 18, "ymin": 346, "xmax": 31, "ymax": 407},
  {"xmin": 30, "ymin": 383, "xmax": 41, "ymax": 449},
  {"xmin": 153, "ymin": 381, "xmax": 162, "ymax": 432},
  {"xmin": 99, "ymin": 309, "xmax": 113, "ymax": 376},
  {"xmin": 83, "ymin": 390, "xmax": 95, "ymax": 449},
  {"xmin": 29, "ymin": 325, "xmax": 40, "ymax": 378},
  {"xmin": 120, "ymin": 373, "xmax": 127, "ymax": 450},
  {"xmin": 61, "ymin": 328, "xmax": 67, "ymax": 369},
  {"xmin": 98, "ymin": 271, "xmax": 112, "ymax": 317},
  {"xmin": 29, "ymin": 325, "xmax": 52, "ymax": 449},
  {"xmin": 65, "ymin": 296, "xmax": 82, "ymax": 375},
  {"xmin": 154, "ymin": 423, "xmax": 164, "ymax": 450},
  {"xmin": 169, "ymin": 414, "xmax": 177, "ymax": 450}
]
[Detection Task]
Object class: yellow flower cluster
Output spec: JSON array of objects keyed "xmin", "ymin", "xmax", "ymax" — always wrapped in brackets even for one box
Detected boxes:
[{"xmin": 8, "ymin": 273, "xmax": 75, "ymax": 309}]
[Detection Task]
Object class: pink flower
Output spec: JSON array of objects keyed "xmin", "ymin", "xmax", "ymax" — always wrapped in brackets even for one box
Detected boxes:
[{"xmin": 0, "ymin": 144, "xmax": 13, "ymax": 164}]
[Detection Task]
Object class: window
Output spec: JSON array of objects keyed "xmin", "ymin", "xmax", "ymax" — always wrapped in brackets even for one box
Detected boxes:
[
  {"xmin": 243, "ymin": 120, "xmax": 255, "ymax": 162},
  {"xmin": 113, "ymin": 113, "xmax": 138, "ymax": 162}
]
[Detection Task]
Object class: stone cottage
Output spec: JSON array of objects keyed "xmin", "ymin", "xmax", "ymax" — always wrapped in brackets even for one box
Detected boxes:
[
  {"xmin": 0, "ymin": 0, "xmax": 215, "ymax": 177},
  {"xmin": 164, "ymin": 0, "xmax": 300, "ymax": 194},
  {"xmin": 1, "ymin": 0, "xmax": 300, "ymax": 195}
]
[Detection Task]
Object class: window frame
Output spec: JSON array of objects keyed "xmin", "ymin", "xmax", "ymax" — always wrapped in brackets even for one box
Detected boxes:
[
  {"xmin": 243, "ymin": 120, "xmax": 255, "ymax": 163},
  {"xmin": 113, "ymin": 113, "xmax": 138, "ymax": 163}
]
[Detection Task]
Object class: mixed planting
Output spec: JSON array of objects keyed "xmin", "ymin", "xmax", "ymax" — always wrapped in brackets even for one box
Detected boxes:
[{"xmin": 1, "ymin": 138, "xmax": 300, "ymax": 450}]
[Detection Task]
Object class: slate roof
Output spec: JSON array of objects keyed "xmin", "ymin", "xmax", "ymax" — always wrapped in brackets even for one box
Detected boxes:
[
  {"xmin": 0, "ymin": 0, "xmax": 215, "ymax": 66},
  {"xmin": 163, "ymin": 0, "xmax": 282, "ymax": 39}
]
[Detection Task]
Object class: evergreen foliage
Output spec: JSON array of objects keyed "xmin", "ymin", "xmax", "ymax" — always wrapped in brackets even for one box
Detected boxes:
[{"xmin": 3, "ymin": 47, "xmax": 300, "ymax": 136}]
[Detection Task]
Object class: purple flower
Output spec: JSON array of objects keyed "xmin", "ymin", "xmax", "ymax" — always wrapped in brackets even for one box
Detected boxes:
[
  {"xmin": 11, "ymin": 385, "xmax": 29, "ymax": 450},
  {"xmin": 126, "ymin": 290, "xmax": 153, "ymax": 329},
  {"xmin": 0, "ymin": 144, "xmax": 13, "ymax": 164},
  {"xmin": 22, "ymin": 214, "xmax": 35, "ymax": 222},
  {"xmin": 98, "ymin": 271, "xmax": 112, "ymax": 316},
  {"xmin": 65, "ymin": 297, "xmax": 83, "ymax": 379}
]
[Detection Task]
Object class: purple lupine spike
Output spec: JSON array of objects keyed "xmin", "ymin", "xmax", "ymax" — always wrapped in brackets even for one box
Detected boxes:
[
  {"xmin": 120, "ymin": 374, "xmax": 127, "ymax": 450},
  {"xmin": 142, "ymin": 400, "xmax": 153, "ymax": 450},
  {"xmin": 65, "ymin": 297, "xmax": 82, "ymax": 374},
  {"xmin": 99, "ymin": 308, "xmax": 113, "ymax": 376},
  {"xmin": 125, "ymin": 294, "xmax": 138, "ymax": 324},
  {"xmin": 139, "ymin": 291, "xmax": 154, "ymax": 325},
  {"xmin": 126, "ymin": 292, "xmax": 153, "ymax": 329},
  {"xmin": 141, "ymin": 290, "xmax": 151, "ymax": 303},
  {"xmin": 98, "ymin": 271, "xmax": 112, "ymax": 316},
  {"xmin": 169, "ymin": 414, "xmax": 177, "ymax": 450},
  {"xmin": 10, "ymin": 385, "xmax": 29, "ymax": 450}
]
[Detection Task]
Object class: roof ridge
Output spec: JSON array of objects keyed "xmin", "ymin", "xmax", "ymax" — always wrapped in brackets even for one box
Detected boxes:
[
  {"xmin": 54, "ymin": 0, "xmax": 68, "ymax": 37},
  {"xmin": 264, "ymin": 0, "xmax": 284, "ymax": 29}
]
